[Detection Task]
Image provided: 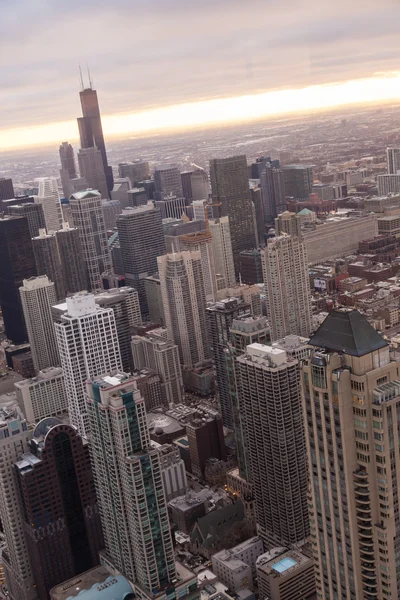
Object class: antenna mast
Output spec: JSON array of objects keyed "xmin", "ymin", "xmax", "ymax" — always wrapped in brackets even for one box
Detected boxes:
[
  {"xmin": 87, "ymin": 64, "xmax": 93, "ymax": 89},
  {"xmin": 79, "ymin": 65, "xmax": 84, "ymax": 91}
]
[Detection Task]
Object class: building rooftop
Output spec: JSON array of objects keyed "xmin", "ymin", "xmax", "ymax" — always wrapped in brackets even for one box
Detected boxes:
[
  {"xmin": 309, "ymin": 309, "xmax": 388, "ymax": 357},
  {"xmin": 49, "ymin": 566, "xmax": 134, "ymax": 600}
]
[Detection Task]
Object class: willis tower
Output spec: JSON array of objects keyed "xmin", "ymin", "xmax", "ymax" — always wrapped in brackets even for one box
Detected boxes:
[{"xmin": 77, "ymin": 76, "xmax": 114, "ymax": 195}]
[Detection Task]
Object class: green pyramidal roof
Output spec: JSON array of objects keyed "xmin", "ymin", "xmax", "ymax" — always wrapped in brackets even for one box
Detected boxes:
[{"xmin": 309, "ymin": 309, "xmax": 387, "ymax": 357}]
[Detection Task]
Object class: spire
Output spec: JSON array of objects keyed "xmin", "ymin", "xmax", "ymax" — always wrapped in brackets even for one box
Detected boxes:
[
  {"xmin": 79, "ymin": 65, "xmax": 84, "ymax": 91},
  {"xmin": 87, "ymin": 63, "xmax": 93, "ymax": 89}
]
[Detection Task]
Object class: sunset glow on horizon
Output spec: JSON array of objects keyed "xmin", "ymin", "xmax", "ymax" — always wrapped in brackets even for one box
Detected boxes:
[{"xmin": 2, "ymin": 72, "xmax": 400, "ymax": 152}]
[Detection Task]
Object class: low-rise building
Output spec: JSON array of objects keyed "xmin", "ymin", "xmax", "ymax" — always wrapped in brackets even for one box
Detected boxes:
[
  {"xmin": 14, "ymin": 367, "xmax": 67, "ymax": 423},
  {"xmin": 256, "ymin": 548, "xmax": 315, "ymax": 600}
]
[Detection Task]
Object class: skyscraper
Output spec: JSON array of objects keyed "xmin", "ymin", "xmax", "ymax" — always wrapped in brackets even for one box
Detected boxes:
[
  {"xmin": 236, "ymin": 343, "xmax": 309, "ymax": 548},
  {"xmin": 34, "ymin": 177, "xmax": 63, "ymax": 233},
  {"xmin": 154, "ymin": 165, "xmax": 183, "ymax": 200},
  {"xmin": 181, "ymin": 169, "xmax": 209, "ymax": 202},
  {"xmin": 32, "ymin": 231, "xmax": 65, "ymax": 301},
  {"xmin": 8, "ymin": 203, "xmax": 46, "ymax": 238},
  {"xmin": 302, "ymin": 309, "xmax": 400, "ymax": 599},
  {"xmin": 0, "ymin": 215, "xmax": 36, "ymax": 343},
  {"xmin": 282, "ymin": 165, "xmax": 313, "ymax": 200},
  {"xmin": 158, "ymin": 251, "xmax": 210, "ymax": 367},
  {"xmin": 210, "ymin": 155, "xmax": 256, "ymax": 272},
  {"xmin": 78, "ymin": 85, "xmax": 113, "ymax": 194},
  {"xmin": 206, "ymin": 297, "xmax": 252, "ymax": 429},
  {"xmin": 59, "ymin": 142, "xmax": 77, "ymax": 179},
  {"xmin": 20, "ymin": 276, "xmax": 60, "ymax": 373},
  {"xmin": 387, "ymin": 147, "xmax": 400, "ymax": 174},
  {"xmin": 0, "ymin": 403, "xmax": 36, "ymax": 600},
  {"xmin": 260, "ymin": 162, "xmax": 286, "ymax": 223},
  {"xmin": 55, "ymin": 225, "xmax": 88, "ymax": 294},
  {"xmin": 86, "ymin": 373, "xmax": 177, "ymax": 595},
  {"xmin": 77, "ymin": 147, "xmax": 109, "ymax": 200},
  {"xmin": 94, "ymin": 287, "xmax": 141, "ymax": 372},
  {"xmin": 262, "ymin": 235, "xmax": 312, "ymax": 341},
  {"xmin": 0, "ymin": 177, "xmax": 14, "ymax": 205},
  {"xmin": 14, "ymin": 366, "xmax": 67, "ymax": 423},
  {"xmin": 118, "ymin": 161, "xmax": 150, "ymax": 186},
  {"xmin": 15, "ymin": 419, "xmax": 104, "ymax": 600},
  {"xmin": 226, "ymin": 314, "xmax": 269, "ymax": 479},
  {"xmin": 209, "ymin": 217, "xmax": 236, "ymax": 289},
  {"xmin": 69, "ymin": 190, "xmax": 112, "ymax": 291},
  {"xmin": 117, "ymin": 205, "xmax": 166, "ymax": 313},
  {"xmin": 53, "ymin": 293, "xmax": 121, "ymax": 437},
  {"xmin": 131, "ymin": 332, "xmax": 184, "ymax": 404},
  {"xmin": 179, "ymin": 230, "xmax": 217, "ymax": 302}
]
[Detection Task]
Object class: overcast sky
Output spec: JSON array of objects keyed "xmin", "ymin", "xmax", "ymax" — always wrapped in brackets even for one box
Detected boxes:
[{"xmin": 2, "ymin": 0, "xmax": 400, "ymax": 131}]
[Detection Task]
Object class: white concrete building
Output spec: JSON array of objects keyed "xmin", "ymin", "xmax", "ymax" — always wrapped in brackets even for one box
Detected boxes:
[
  {"xmin": 158, "ymin": 251, "xmax": 210, "ymax": 367},
  {"xmin": 377, "ymin": 174, "xmax": 400, "ymax": 196},
  {"xmin": 53, "ymin": 293, "xmax": 121, "ymax": 437},
  {"xmin": 262, "ymin": 235, "xmax": 312, "ymax": 341},
  {"xmin": 387, "ymin": 147, "xmax": 400, "ymax": 174},
  {"xmin": 209, "ymin": 217, "xmax": 236, "ymax": 289},
  {"xmin": 211, "ymin": 551, "xmax": 253, "ymax": 592},
  {"xmin": 69, "ymin": 190, "xmax": 112, "ymax": 292},
  {"xmin": 14, "ymin": 367, "xmax": 67, "ymax": 423},
  {"xmin": 179, "ymin": 231, "xmax": 217, "ymax": 303},
  {"xmin": 151, "ymin": 441, "xmax": 188, "ymax": 501},
  {"xmin": 34, "ymin": 177, "xmax": 63, "ymax": 233},
  {"xmin": 19, "ymin": 276, "xmax": 60, "ymax": 372}
]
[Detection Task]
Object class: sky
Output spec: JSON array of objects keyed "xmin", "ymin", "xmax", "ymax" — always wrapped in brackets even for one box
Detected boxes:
[{"xmin": 2, "ymin": 0, "xmax": 400, "ymax": 150}]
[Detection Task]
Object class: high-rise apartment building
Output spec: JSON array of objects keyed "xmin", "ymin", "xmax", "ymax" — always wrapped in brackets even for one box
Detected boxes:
[
  {"xmin": 117, "ymin": 205, "xmax": 166, "ymax": 313},
  {"xmin": 55, "ymin": 225, "xmax": 88, "ymax": 294},
  {"xmin": 282, "ymin": 165, "xmax": 313, "ymax": 200},
  {"xmin": 158, "ymin": 251, "xmax": 210, "ymax": 367},
  {"xmin": 59, "ymin": 142, "xmax": 77, "ymax": 179},
  {"xmin": 236, "ymin": 343, "xmax": 309, "ymax": 548},
  {"xmin": 53, "ymin": 293, "xmax": 121, "ymax": 436},
  {"xmin": 19, "ymin": 276, "xmax": 60, "ymax": 372},
  {"xmin": 34, "ymin": 177, "xmax": 63, "ymax": 233},
  {"xmin": 209, "ymin": 217, "xmax": 236, "ymax": 289},
  {"xmin": 118, "ymin": 161, "xmax": 150, "ymax": 186},
  {"xmin": 69, "ymin": 190, "xmax": 112, "ymax": 291},
  {"xmin": 302, "ymin": 309, "xmax": 400, "ymax": 599},
  {"xmin": 387, "ymin": 147, "xmax": 400, "ymax": 174},
  {"xmin": 377, "ymin": 173, "xmax": 400, "ymax": 196},
  {"xmin": 275, "ymin": 211, "xmax": 302, "ymax": 237},
  {"xmin": 0, "ymin": 177, "xmax": 14, "ymax": 205},
  {"xmin": 210, "ymin": 155, "xmax": 256, "ymax": 272},
  {"xmin": 32, "ymin": 231, "xmax": 65, "ymax": 301},
  {"xmin": 206, "ymin": 298, "xmax": 252, "ymax": 429},
  {"xmin": 131, "ymin": 333, "xmax": 183, "ymax": 404},
  {"xmin": 77, "ymin": 148, "xmax": 109, "ymax": 200},
  {"xmin": 94, "ymin": 287, "xmax": 141, "ymax": 372},
  {"xmin": 86, "ymin": 373, "xmax": 177, "ymax": 595},
  {"xmin": 78, "ymin": 85, "xmax": 113, "ymax": 194},
  {"xmin": 15, "ymin": 419, "xmax": 103, "ymax": 600},
  {"xmin": 14, "ymin": 366, "xmax": 67, "ymax": 423},
  {"xmin": 179, "ymin": 230, "xmax": 217, "ymax": 302},
  {"xmin": 8, "ymin": 203, "xmax": 46, "ymax": 238},
  {"xmin": 0, "ymin": 404, "xmax": 36, "ymax": 600},
  {"xmin": 260, "ymin": 162, "xmax": 286, "ymax": 223},
  {"xmin": 262, "ymin": 235, "xmax": 312, "ymax": 341},
  {"xmin": 226, "ymin": 314, "xmax": 269, "ymax": 479},
  {"xmin": 0, "ymin": 215, "xmax": 36, "ymax": 343},
  {"xmin": 154, "ymin": 165, "xmax": 183, "ymax": 200}
]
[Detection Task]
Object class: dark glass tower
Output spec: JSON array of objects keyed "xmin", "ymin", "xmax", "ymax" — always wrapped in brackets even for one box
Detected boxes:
[
  {"xmin": 210, "ymin": 155, "xmax": 256, "ymax": 273},
  {"xmin": 0, "ymin": 216, "xmax": 37, "ymax": 343},
  {"xmin": 14, "ymin": 419, "xmax": 104, "ymax": 600},
  {"xmin": 78, "ymin": 87, "xmax": 113, "ymax": 195}
]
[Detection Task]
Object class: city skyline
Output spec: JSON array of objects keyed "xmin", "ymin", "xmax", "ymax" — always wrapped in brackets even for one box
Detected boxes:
[{"xmin": 2, "ymin": 0, "xmax": 400, "ymax": 150}]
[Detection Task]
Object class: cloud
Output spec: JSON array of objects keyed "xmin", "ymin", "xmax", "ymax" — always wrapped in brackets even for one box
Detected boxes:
[{"xmin": 1, "ymin": 0, "xmax": 400, "ymax": 135}]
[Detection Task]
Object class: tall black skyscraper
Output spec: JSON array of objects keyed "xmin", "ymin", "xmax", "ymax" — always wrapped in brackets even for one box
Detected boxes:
[
  {"xmin": 210, "ymin": 155, "xmax": 256, "ymax": 273},
  {"xmin": 77, "ymin": 84, "xmax": 113, "ymax": 195},
  {"xmin": 0, "ymin": 178, "xmax": 15, "ymax": 208},
  {"xmin": 260, "ymin": 162, "xmax": 286, "ymax": 224},
  {"xmin": 0, "ymin": 216, "xmax": 37, "ymax": 343}
]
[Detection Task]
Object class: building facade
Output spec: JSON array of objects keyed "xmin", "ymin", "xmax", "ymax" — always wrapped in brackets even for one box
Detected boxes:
[
  {"xmin": 15, "ymin": 367, "xmax": 67, "ymax": 423},
  {"xmin": 32, "ymin": 231, "xmax": 65, "ymax": 301},
  {"xmin": 19, "ymin": 276, "xmax": 60, "ymax": 373},
  {"xmin": 209, "ymin": 217, "xmax": 236, "ymax": 289},
  {"xmin": 262, "ymin": 235, "xmax": 312, "ymax": 341},
  {"xmin": 55, "ymin": 225, "xmax": 88, "ymax": 294},
  {"xmin": 15, "ymin": 420, "xmax": 104, "ymax": 600},
  {"xmin": 8, "ymin": 203, "xmax": 46, "ymax": 238},
  {"xmin": 53, "ymin": 293, "xmax": 121, "ymax": 437}
]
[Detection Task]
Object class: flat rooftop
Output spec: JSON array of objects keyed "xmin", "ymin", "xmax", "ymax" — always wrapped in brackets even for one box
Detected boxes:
[{"xmin": 50, "ymin": 566, "xmax": 133, "ymax": 600}]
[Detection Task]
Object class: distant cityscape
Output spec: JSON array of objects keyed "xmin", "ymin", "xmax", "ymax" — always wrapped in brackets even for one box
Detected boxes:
[{"xmin": 1, "ymin": 80, "xmax": 400, "ymax": 600}]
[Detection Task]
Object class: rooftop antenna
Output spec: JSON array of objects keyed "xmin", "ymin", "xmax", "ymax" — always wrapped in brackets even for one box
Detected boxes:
[
  {"xmin": 79, "ymin": 65, "xmax": 84, "ymax": 91},
  {"xmin": 87, "ymin": 64, "xmax": 93, "ymax": 89}
]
